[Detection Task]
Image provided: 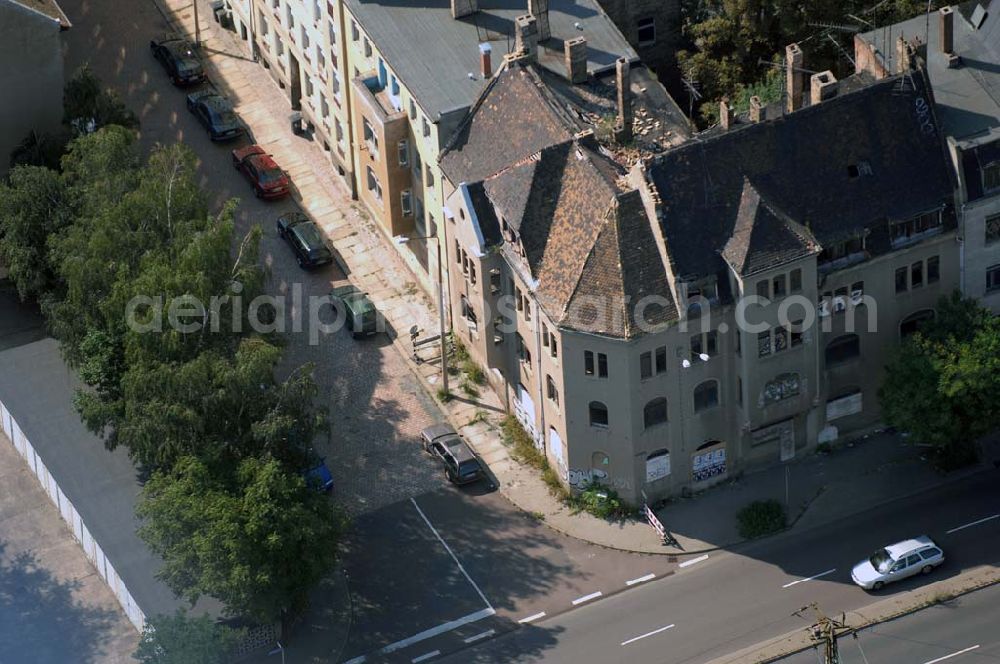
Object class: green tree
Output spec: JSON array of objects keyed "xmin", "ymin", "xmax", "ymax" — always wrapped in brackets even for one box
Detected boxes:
[
  {"xmin": 0, "ymin": 165, "xmax": 71, "ymax": 301},
  {"xmin": 134, "ymin": 610, "xmax": 243, "ymax": 664},
  {"xmin": 137, "ymin": 456, "xmax": 344, "ymax": 626},
  {"xmin": 63, "ymin": 64, "xmax": 139, "ymax": 135},
  {"xmin": 879, "ymin": 292, "xmax": 1000, "ymax": 468}
]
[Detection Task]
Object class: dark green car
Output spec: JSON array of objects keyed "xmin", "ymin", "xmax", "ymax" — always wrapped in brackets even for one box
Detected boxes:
[{"xmin": 330, "ymin": 285, "xmax": 379, "ymax": 338}]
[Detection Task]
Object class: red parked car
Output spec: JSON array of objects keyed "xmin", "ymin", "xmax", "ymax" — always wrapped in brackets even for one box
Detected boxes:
[{"xmin": 231, "ymin": 145, "xmax": 289, "ymax": 199}]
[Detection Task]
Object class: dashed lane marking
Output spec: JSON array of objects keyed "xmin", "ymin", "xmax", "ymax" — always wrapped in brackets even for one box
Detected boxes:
[
  {"xmin": 922, "ymin": 645, "xmax": 980, "ymax": 664},
  {"xmin": 463, "ymin": 629, "xmax": 495, "ymax": 644},
  {"xmin": 571, "ymin": 591, "xmax": 603, "ymax": 606},
  {"xmin": 679, "ymin": 554, "xmax": 709, "ymax": 568},
  {"xmin": 626, "ymin": 573, "xmax": 656, "ymax": 586},
  {"xmin": 782, "ymin": 568, "xmax": 836, "ymax": 589},
  {"xmin": 621, "ymin": 624, "xmax": 675, "ymax": 646},
  {"xmin": 946, "ymin": 514, "xmax": 999, "ymax": 534},
  {"xmin": 411, "ymin": 650, "xmax": 441, "ymax": 663},
  {"xmin": 518, "ymin": 612, "xmax": 546, "ymax": 624}
]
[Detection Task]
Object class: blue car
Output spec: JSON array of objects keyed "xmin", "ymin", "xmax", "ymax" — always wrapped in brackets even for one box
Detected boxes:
[
  {"xmin": 186, "ymin": 89, "xmax": 243, "ymax": 141},
  {"xmin": 304, "ymin": 458, "xmax": 334, "ymax": 492}
]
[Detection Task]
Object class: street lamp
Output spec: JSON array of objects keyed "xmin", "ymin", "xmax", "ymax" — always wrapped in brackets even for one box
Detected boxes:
[{"xmin": 396, "ymin": 234, "xmax": 449, "ymax": 394}]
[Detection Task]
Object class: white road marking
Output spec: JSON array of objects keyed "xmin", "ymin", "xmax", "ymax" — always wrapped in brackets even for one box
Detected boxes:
[
  {"xmin": 626, "ymin": 573, "xmax": 656, "ymax": 586},
  {"xmin": 922, "ymin": 645, "xmax": 980, "ymax": 664},
  {"xmin": 782, "ymin": 568, "xmax": 837, "ymax": 588},
  {"xmin": 411, "ymin": 650, "xmax": 441, "ymax": 663},
  {"xmin": 410, "ymin": 497, "xmax": 492, "ymax": 609},
  {"xmin": 572, "ymin": 591, "xmax": 603, "ymax": 606},
  {"xmin": 679, "ymin": 554, "xmax": 709, "ymax": 568},
  {"xmin": 342, "ymin": 657, "xmax": 366, "ymax": 664},
  {"xmin": 463, "ymin": 629, "xmax": 496, "ymax": 644},
  {"xmin": 518, "ymin": 612, "xmax": 546, "ymax": 624},
  {"xmin": 621, "ymin": 624, "xmax": 675, "ymax": 646},
  {"xmin": 379, "ymin": 607, "xmax": 496, "ymax": 655},
  {"xmin": 946, "ymin": 514, "xmax": 999, "ymax": 534}
]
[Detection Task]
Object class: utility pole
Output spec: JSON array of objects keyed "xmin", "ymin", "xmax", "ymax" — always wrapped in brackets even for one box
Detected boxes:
[
  {"xmin": 193, "ymin": 0, "xmax": 201, "ymax": 47},
  {"xmin": 795, "ymin": 604, "xmax": 852, "ymax": 664}
]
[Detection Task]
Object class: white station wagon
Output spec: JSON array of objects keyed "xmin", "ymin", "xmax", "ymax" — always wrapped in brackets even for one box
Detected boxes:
[{"xmin": 851, "ymin": 535, "xmax": 945, "ymax": 590}]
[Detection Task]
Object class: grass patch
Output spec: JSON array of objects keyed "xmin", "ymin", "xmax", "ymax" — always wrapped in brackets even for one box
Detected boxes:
[
  {"xmin": 736, "ymin": 499, "xmax": 787, "ymax": 539},
  {"xmin": 463, "ymin": 360, "xmax": 486, "ymax": 385},
  {"xmin": 436, "ymin": 387, "xmax": 453, "ymax": 403},
  {"xmin": 815, "ymin": 441, "xmax": 833, "ymax": 455},
  {"xmin": 501, "ymin": 415, "xmax": 570, "ymax": 500},
  {"xmin": 460, "ymin": 378, "xmax": 480, "ymax": 399}
]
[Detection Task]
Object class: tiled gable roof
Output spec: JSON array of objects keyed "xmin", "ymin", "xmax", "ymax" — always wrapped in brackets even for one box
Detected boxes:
[
  {"xmin": 647, "ymin": 71, "xmax": 954, "ymax": 280},
  {"xmin": 722, "ymin": 179, "xmax": 820, "ymax": 277},
  {"xmin": 439, "ymin": 64, "xmax": 575, "ymax": 185},
  {"xmin": 564, "ymin": 190, "xmax": 677, "ymax": 337}
]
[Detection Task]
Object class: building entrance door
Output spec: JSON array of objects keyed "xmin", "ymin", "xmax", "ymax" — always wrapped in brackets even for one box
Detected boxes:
[{"xmin": 289, "ymin": 53, "xmax": 302, "ymax": 110}]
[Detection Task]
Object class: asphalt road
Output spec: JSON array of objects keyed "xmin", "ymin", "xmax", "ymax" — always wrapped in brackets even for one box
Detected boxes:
[
  {"xmin": 780, "ymin": 582, "xmax": 1000, "ymax": 664},
  {"xmin": 431, "ymin": 471, "xmax": 1000, "ymax": 664}
]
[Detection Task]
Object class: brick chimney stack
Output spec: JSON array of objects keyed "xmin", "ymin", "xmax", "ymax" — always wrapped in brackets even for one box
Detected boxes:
[
  {"xmin": 809, "ymin": 71, "xmax": 838, "ymax": 105},
  {"xmin": 564, "ymin": 36, "xmax": 587, "ymax": 84},
  {"xmin": 719, "ymin": 97, "xmax": 733, "ymax": 130},
  {"xmin": 615, "ymin": 57, "xmax": 633, "ymax": 142},
  {"xmin": 939, "ymin": 6, "xmax": 954, "ymax": 54},
  {"xmin": 514, "ymin": 14, "xmax": 538, "ymax": 61},
  {"xmin": 528, "ymin": 0, "xmax": 551, "ymax": 42},
  {"xmin": 479, "ymin": 42, "xmax": 492, "ymax": 78},
  {"xmin": 785, "ymin": 43, "xmax": 804, "ymax": 113},
  {"xmin": 450, "ymin": 0, "xmax": 477, "ymax": 19},
  {"xmin": 749, "ymin": 95, "xmax": 762, "ymax": 122}
]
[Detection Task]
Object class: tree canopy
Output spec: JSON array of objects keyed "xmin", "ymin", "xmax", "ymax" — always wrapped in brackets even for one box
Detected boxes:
[
  {"xmin": 134, "ymin": 610, "xmax": 243, "ymax": 664},
  {"xmin": 879, "ymin": 292, "xmax": 1000, "ymax": 468}
]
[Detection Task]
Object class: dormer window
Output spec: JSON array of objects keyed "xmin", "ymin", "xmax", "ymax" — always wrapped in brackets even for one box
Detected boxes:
[
  {"xmin": 819, "ymin": 233, "xmax": 866, "ymax": 268},
  {"xmin": 889, "ymin": 210, "xmax": 942, "ymax": 248},
  {"xmin": 847, "ymin": 160, "xmax": 873, "ymax": 178}
]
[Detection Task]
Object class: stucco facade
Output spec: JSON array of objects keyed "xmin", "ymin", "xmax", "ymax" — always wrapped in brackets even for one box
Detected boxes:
[{"xmin": 0, "ymin": 0, "xmax": 66, "ymax": 174}]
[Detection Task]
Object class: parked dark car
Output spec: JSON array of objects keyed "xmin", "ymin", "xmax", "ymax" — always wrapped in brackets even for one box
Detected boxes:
[
  {"xmin": 186, "ymin": 89, "xmax": 243, "ymax": 141},
  {"xmin": 277, "ymin": 211, "xmax": 333, "ymax": 269},
  {"xmin": 231, "ymin": 145, "xmax": 289, "ymax": 199},
  {"xmin": 420, "ymin": 424, "xmax": 485, "ymax": 485},
  {"xmin": 329, "ymin": 284, "xmax": 379, "ymax": 338},
  {"xmin": 303, "ymin": 458, "xmax": 335, "ymax": 492},
  {"xmin": 150, "ymin": 35, "xmax": 205, "ymax": 85}
]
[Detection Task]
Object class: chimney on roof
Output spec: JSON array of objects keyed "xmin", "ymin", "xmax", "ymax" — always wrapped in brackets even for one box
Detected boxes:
[
  {"xmin": 895, "ymin": 35, "xmax": 912, "ymax": 73},
  {"xmin": 564, "ymin": 36, "xmax": 587, "ymax": 84},
  {"xmin": 479, "ymin": 43, "xmax": 493, "ymax": 78},
  {"xmin": 450, "ymin": 0, "xmax": 478, "ymax": 19},
  {"xmin": 514, "ymin": 14, "xmax": 538, "ymax": 61},
  {"xmin": 749, "ymin": 95, "xmax": 763, "ymax": 122},
  {"xmin": 785, "ymin": 43, "xmax": 804, "ymax": 113},
  {"xmin": 528, "ymin": 0, "xmax": 551, "ymax": 42},
  {"xmin": 615, "ymin": 57, "xmax": 633, "ymax": 142},
  {"xmin": 719, "ymin": 97, "xmax": 733, "ymax": 130},
  {"xmin": 939, "ymin": 6, "xmax": 954, "ymax": 54},
  {"xmin": 810, "ymin": 70, "xmax": 838, "ymax": 105}
]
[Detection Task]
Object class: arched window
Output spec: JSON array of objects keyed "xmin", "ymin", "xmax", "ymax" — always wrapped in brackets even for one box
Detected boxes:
[
  {"xmin": 693, "ymin": 380, "xmax": 719, "ymax": 412},
  {"xmin": 646, "ymin": 449, "xmax": 670, "ymax": 482},
  {"xmin": 900, "ymin": 309, "xmax": 935, "ymax": 339},
  {"xmin": 762, "ymin": 373, "xmax": 800, "ymax": 405},
  {"xmin": 589, "ymin": 401, "xmax": 609, "ymax": 428},
  {"xmin": 825, "ymin": 334, "xmax": 860, "ymax": 366},
  {"xmin": 643, "ymin": 397, "xmax": 668, "ymax": 429}
]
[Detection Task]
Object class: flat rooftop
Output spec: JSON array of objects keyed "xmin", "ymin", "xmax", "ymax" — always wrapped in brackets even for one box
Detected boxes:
[
  {"xmin": 344, "ymin": 0, "xmax": 637, "ymax": 121},
  {"xmin": 858, "ymin": 1, "xmax": 1000, "ymax": 139},
  {"xmin": 0, "ymin": 337, "xmax": 218, "ymax": 622}
]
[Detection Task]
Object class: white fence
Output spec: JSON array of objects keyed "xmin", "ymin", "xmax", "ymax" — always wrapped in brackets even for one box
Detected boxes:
[{"xmin": 0, "ymin": 399, "xmax": 146, "ymax": 632}]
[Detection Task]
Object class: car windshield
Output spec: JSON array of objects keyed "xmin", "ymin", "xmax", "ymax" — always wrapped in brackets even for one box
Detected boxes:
[
  {"xmin": 295, "ymin": 223, "xmax": 324, "ymax": 247},
  {"xmin": 458, "ymin": 460, "xmax": 479, "ymax": 476},
  {"xmin": 869, "ymin": 549, "xmax": 893, "ymax": 573},
  {"xmin": 259, "ymin": 166, "xmax": 284, "ymax": 183}
]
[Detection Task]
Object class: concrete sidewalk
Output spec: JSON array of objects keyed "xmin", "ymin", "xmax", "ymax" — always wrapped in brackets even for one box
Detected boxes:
[{"xmin": 151, "ymin": 0, "xmax": 1000, "ymax": 564}]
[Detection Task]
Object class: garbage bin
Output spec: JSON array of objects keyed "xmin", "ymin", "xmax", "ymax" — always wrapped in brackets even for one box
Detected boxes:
[{"xmin": 289, "ymin": 111, "xmax": 303, "ymax": 135}]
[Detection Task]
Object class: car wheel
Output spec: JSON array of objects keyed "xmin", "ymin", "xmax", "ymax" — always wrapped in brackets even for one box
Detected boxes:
[
  {"xmin": 232, "ymin": 155, "xmax": 240, "ymax": 168},
  {"xmin": 872, "ymin": 581, "xmax": 884, "ymax": 591},
  {"xmin": 276, "ymin": 223, "xmax": 284, "ymax": 238},
  {"xmin": 296, "ymin": 256, "xmax": 304, "ymax": 268},
  {"xmin": 255, "ymin": 187, "xmax": 263, "ymax": 199},
  {"xmin": 921, "ymin": 565, "xmax": 934, "ymax": 575}
]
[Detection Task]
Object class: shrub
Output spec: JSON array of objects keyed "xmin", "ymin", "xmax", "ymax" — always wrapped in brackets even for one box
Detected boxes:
[
  {"xmin": 460, "ymin": 379, "xmax": 480, "ymax": 399},
  {"xmin": 501, "ymin": 415, "xmax": 545, "ymax": 468},
  {"xmin": 569, "ymin": 483, "xmax": 634, "ymax": 521},
  {"xmin": 736, "ymin": 499, "xmax": 787, "ymax": 539},
  {"xmin": 436, "ymin": 387, "xmax": 453, "ymax": 403},
  {"xmin": 463, "ymin": 360, "xmax": 486, "ymax": 385}
]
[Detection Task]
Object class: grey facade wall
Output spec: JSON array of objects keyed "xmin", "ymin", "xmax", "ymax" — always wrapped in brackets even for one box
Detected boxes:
[
  {"xmin": 0, "ymin": 2, "xmax": 64, "ymax": 174},
  {"xmin": 594, "ymin": 0, "xmax": 680, "ymax": 76}
]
